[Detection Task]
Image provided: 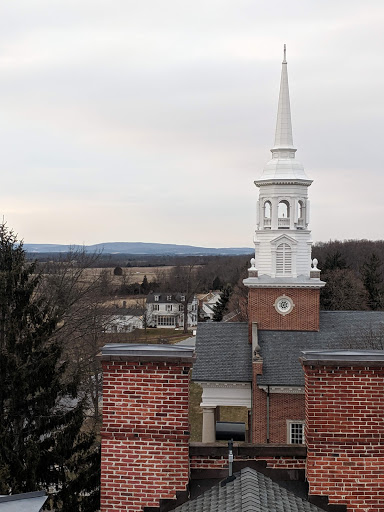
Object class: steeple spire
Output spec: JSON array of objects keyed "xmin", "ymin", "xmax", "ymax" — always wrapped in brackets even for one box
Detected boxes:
[{"xmin": 273, "ymin": 44, "xmax": 294, "ymax": 150}]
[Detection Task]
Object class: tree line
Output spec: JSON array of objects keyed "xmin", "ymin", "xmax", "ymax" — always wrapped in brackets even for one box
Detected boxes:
[{"xmin": 313, "ymin": 240, "xmax": 384, "ymax": 311}]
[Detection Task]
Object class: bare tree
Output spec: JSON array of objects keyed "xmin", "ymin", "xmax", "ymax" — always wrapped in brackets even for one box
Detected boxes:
[{"xmin": 169, "ymin": 264, "xmax": 200, "ymax": 333}]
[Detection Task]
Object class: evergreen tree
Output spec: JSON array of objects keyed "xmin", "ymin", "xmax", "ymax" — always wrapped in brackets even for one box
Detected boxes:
[
  {"xmin": 362, "ymin": 253, "xmax": 384, "ymax": 310},
  {"xmin": 0, "ymin": 224, "xmax": 99, "ymax": 510},
  {"xmin": 213, "ymin": 285, "xmax": 232, "ymax": 321},
  {"xmin": 141, "ymin": 274, "xmax": 150, "ymax": 294},
  {"xmin": 322, "ymin": 251, "xmax": 348, "ymax": 272},
  {"xmin": 212, "ymin": 276, "xmax": 222, "ymax": 290},
  {"xmin": 113, "ymin": 266, "xmax": 123, "ymax": 276}
]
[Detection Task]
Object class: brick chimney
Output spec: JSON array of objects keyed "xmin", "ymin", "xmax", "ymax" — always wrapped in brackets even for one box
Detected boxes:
[
  {"xmin": 100, "ymin": 344, "xmax": 195, "ymax": 512},
  {"xmin": 301, "ymin": 350, "xmax": 384, "ymax": 512}
]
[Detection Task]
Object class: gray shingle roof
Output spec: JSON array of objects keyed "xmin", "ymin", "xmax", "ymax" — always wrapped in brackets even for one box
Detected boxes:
[
  {"xmin": 146, "ymin": 293, "xmax": 194, "ymax": 304},
  {"xmin": 174, "ymin": 467, "xmax": 324, "ymax": 512},
  {"xmin": 258, "ymin": 311, "xmax": 384, "ymax": 386},
  {"xmin": 193, "ymin": 312, "xmax": 384, "ymax": 386},
  {"xmin": 192, "ymin": 323, "xmax": 251, "ymax": 382}
]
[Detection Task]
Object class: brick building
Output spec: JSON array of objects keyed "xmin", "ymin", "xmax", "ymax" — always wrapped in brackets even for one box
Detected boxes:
[
  {"xmin": 192, "ymin": 46, "xmax": 384, "ymax": 446},
  {"xmin": 99, "ymin": 47, "xmax": 384, "ymax": 511}
]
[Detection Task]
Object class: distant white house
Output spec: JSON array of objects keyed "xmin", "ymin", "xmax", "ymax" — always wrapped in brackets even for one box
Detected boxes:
[
  {"xmin": 197, "ymin": 291, "xmax": 221, "ymax": 321},
  {"xmin": 103, "ymin": 308, "xmax": 143, "ymax": 333},
  {"xmin": 146, "ymin": 293, "xmax": 198, "ymax": 329}
]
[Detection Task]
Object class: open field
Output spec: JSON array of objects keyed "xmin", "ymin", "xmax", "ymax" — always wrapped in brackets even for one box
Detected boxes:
[
  {"xmin": 78, "ymin": 266, "xmax": 175, "ymax": 286},
  {"xmin": 101, "ymin": 327, "xmax": 194, "ymax": 345}
]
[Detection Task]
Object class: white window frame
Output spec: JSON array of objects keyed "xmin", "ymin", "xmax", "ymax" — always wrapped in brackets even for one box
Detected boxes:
[
  {"xmin": 153, "ymin": 304, "xmax": 160, "ymax": 311},
  {"xmin": 167, "ymin": 295, "xmax": 172, "ymax": 301},
  {"xmin": 165, "ymin": 304, "xmax": 172, "ymax": 312},
  {"xmin": 287, "ymin": 420, "xmax": 305, "ymax": 444},
  {"xmin": 154, "ymin": 295, "xmax": 159, "ymax": 301},
  {"xmin": 157, "ymin": 315, "xmax": 175, "ymax": 326}
]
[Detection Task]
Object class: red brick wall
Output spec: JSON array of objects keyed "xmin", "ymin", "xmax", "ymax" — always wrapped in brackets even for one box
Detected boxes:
[
  {"xmin": 304, "ymin": 364, "xmax": 384, "ymax": 512},
  {"xmin": 101, "ymin": 360, "xmax": 192, "ymax": 511},
  {"xmin": 248, "ymin": 287, "xmax": 320, "ymax": 331},
  {"xmin": 252, "ymin": 362, "xmax": 267, "ymax": 443},
  {"xmin": 269, "ymin": 393, "xmax": 305, "ymax": 443},
  {"xmin": 190, "ymin": 454, "xmax": 305, "ymax": 470},
  {"xmin": 251, "ymin": 384, "xmax": 305, "ymax": 444}
]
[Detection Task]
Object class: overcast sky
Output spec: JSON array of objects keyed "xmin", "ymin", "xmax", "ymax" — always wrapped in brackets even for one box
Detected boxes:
[{"xmin": 0, "ymin": 0, "xmax": 383, "ymax": 247}]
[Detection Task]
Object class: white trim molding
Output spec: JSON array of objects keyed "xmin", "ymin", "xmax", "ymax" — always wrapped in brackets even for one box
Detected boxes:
[
  {"xmin": 198, "ymin": 381, "xmax": 252, "ymax": 408},
  {"xmin": 258, "ymin": 386, "xmax": 304, "ymax": 394}
]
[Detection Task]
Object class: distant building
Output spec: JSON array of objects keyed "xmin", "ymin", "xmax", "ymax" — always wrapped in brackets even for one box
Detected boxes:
[
  {"xmin": 197, "ymin": 291, "xmax": 221, "ymax": 321},
  {"xmin": 146, "ymin": 293, "xmax": 198, "ymax": 329},
  {"xmin": 103, "ymin": 307, "xmax": 143, "ymax": 333}
]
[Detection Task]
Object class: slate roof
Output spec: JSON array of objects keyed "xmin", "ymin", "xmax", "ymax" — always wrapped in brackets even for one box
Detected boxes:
[
  {"xmin": 193, "ymin": 312, "xmax": 384, "ymax": 386},
  {"xmin": 192, "ymin": 322, "xmax": 252, "ymax": 382},
  {"xmin": 146, "ymin": 293, "xmax": 195, "ymax": 304},
  {"xmin": 258, "ymin": 311, "xmax": 384, "ymax": 386},
  {"xmin": 174, "ymin": 467, "xmax": 324, "ymax": 512}
]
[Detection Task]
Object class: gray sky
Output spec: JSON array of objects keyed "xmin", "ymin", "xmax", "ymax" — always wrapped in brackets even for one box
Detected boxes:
[{"xmin": 1, "ymin": 0, "xmax": 383, "ymax": 247}]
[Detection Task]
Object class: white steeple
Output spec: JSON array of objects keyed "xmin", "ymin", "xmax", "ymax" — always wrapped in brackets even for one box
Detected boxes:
[
  {"xmin": 256, "ymin": 45, "xmax": 311, "ymax": 184},
  {"xmin": 244, "ymin": 46, "xmax": 324, "ymax": 289},
  {"xmin": 274, "ymin": 44, "xmax": 294, "ymax": 150}
]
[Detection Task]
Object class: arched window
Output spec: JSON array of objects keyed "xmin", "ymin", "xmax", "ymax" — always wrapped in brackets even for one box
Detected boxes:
[
  {"xmin": 264, "ymin": 201, "xmax": 271, "ymax": 219},
  {"xmin": 298, "ymin": 200, "xmax": 304, "ymax": 219},
  {"xmin": 263, "ymin": 201, "xmax": 272, "ymax": 228},
  {"xmin": 278, "ymin": 200, "xmax": 290, "ymax": 228},
  {"xmin": 276, "ymin": 243, "xmax": 292, "ymax": 275},
  {"xmin": 297, "ymin": 200, "xmax": 305, "ymax": 228}
]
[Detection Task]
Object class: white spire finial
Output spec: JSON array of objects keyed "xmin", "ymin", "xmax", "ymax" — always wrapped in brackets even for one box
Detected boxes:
[
  {"xmin": 273, "ymin": 44, "xmax": 293, "ymax": 149},
  {"xmin": 283, "ymin": 44, "xmax": 286, "ymax": 63}
]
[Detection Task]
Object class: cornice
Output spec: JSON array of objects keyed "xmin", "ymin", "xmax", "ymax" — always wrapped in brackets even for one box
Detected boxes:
[
  {"xmin": 198, "ymin": 381, "xmax": 251, "ymax": 389},
  {"xmin": 259, "ymin": 386, "xmax": 304, "ymax": 394},
  {"xmin": 255, "ymin": 179, "xmax": 313, "ymax": 187},
  {"xmin": 243, "ymin": 279, "xmax": 326, "ymax": 289}
]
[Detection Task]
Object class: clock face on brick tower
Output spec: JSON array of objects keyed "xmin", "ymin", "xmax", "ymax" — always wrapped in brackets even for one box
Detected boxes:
[
  {"xmin": 274, "ymin": 295, "xmax": 294, "ymax": 316},
  {"xmin": 243, "ymin": 46, "xmax": 325, "ymax": 332}
]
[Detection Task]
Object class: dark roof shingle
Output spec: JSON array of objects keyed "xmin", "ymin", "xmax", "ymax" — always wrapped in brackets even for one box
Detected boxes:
[
  {"xmin": 174, "ymin": 467, "xmax": 324, "ymax": 512},
  {"xmin": 192, "ymin": 322, "xmax": 251, "ymax": 382},
  {"xmin": 193, "ymin": 312, "xmax": 384, "ymax": 386}
]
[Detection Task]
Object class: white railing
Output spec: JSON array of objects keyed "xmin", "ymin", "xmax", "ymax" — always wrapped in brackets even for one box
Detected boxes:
[
  {"xmin": 297, "ymin": 218, "xmax": 305, "ymax": 227},
  {"xmin": 263, "ymin": 218, "xmax": 271, "ymax": 227},
  {"xmin": 278, "ymin": 218, "xmax": 290, "ymax": 227}
]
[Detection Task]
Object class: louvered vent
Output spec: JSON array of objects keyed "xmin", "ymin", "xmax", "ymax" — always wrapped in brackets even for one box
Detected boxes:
[{"xmin": 276, "ymin": 243, "xmax": 292, "ymax": 275}]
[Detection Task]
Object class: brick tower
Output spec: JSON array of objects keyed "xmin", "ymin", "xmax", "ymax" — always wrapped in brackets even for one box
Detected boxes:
[{"xmin": 243, "ymin": 45, "xmax": 324, "ymax": 331}]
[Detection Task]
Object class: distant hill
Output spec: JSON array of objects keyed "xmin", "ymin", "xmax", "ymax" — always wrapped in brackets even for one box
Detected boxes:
[{"xmin": 23, "ymin": 242, "xmax": 254, "ymax": 256}]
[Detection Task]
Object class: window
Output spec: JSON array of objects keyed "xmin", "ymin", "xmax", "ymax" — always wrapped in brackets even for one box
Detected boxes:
[
  {"xmin": 278, "ymin": 200, "xmax": 290, "ymax": 219},
  {"xmin": 157, "ymin": 316, "xmax": 175, "ymax": 326},
  {"xmin": 153, "ymin": 304, "xmax": 159, "ymax": 311},
  {"xmin": 154, "ymin": 295, "xmax": 159, "ymax": 301},
  {"xmin": 167, "ymin": 295, "xmax": 172, "ymax": 301},
  {"xmin": 264, "ymin": 201, "xmax": 271, "ymax": 219},
  {"xmin": 276, "ymin": 243, "xmax": 292, "ymax": 276},
  {"xmin": 179, "ymin": 304, "xmax": 183, "ymax": 311},
  {"xmin": 180, "ymin": 295, "xmax": 185, "ymax": 302},
  {"xmin": 287, "ymin": 421, "xmax": 305, "ymax": 444},
  {"xmin": 298, "ymin": 200, "xmax": 304, "ymax": 219},
  {"xmin": 166, "ymin": 304, "xmax": 172, "ymax": 312}
]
